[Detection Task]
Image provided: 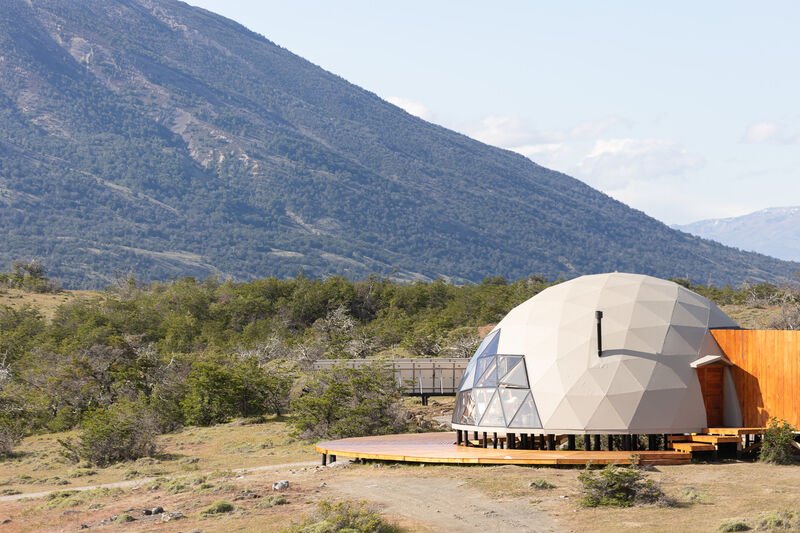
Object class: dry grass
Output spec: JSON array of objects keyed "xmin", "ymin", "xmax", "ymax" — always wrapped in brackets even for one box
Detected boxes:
[
  {"xmin": 720, "ymin": 304, "xmax": 781, "ymax": 329},
  {"xmin": 0, "ymin": 289, "xmax": 99, "ymax": 320},
  {"xmin": 4, "ymin": 428, "xmax": 800, "ymax": 532},
  {"xmin": 0, "ymin": 417, "xmax": 317, "ymax": 496}
]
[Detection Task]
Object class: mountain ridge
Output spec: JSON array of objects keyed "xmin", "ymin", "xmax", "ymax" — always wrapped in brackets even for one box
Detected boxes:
[
  {"xmin": 674, "ymin": 206, "xmax": 800, "ymax": 263},
  {"xmin": 0, "ymin": 0, "xmax": 798, "ymax": 288}
]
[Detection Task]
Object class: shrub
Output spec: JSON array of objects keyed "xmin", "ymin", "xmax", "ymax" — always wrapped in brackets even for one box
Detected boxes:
[
  {"xmin": 578, "ymin": 463, "xmax": 668, "ymax": 507},
  {"xmin": 759, "ymin": 418, "xmax": 797, "ymax": 465},
  {"xmin": 60, "ymin": 399, "xmax": 160, "ymax": 467},
  {"xmin": 116, "ymin": 513, "xmax": 135, "ymax": 523},
  {"xmin": 679, "ymin": 486, "xmax": 711, "ymax": 504},
  {"xmin": 259, "ymin": 495, "xmax": 288, "ymax": 508},
  {"xmin": 757, "ymin": 510, "xmax": 800, "ymax": 530},
  {"xmin": 282, "ymin": 500, "xmax": 401, "ymax": 533},
  {"xmin": 529, "ymin": 478, "xmax": 555, "ymax": 490},
  {"xmin": 291, "ymin": 364, "xmax": 406, "ymax": 439},
  {"xmin": 719, "ymin": 520, "xmax": 750, "ymax": 532},
  {"xmin": 202, "ymin": 500, "xmax": 234, "ymax": 515}
]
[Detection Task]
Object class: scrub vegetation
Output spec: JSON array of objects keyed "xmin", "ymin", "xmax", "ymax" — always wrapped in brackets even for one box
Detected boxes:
[
  {"xmin": 0, "ymin": 264, "xmax": 797, "ymax": 462},
  {"xmin": 577, "ymin": 464, "xmax": 669, "ymax": 507},
  {"xmin": 282, "ymin": 500, "xmax": 402, "ymax": 533},
  {"xmin": 759, "ymin": 418, "xmax": 798, "ymax": 465}
]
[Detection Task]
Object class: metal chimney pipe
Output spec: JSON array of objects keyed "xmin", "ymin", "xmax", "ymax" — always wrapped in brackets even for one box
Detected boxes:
[{"xmin": 595, "ymin": 310, "xmax": 603, "ymax": 357}]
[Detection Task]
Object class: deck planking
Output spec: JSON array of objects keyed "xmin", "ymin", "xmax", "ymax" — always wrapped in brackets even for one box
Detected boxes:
[{"xmin": 316, "ymin": 432, "xmax": 691, "ymax": 466}]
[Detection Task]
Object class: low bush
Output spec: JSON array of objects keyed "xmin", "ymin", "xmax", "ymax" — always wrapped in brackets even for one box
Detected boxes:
[
  {"xmin": 759, "ymin": 418, "xmax": 797, "ymax": 465},
  {"xmin": 259, "ymin": 495, "xmax": 288, "ymax": 508},
  {"xmin": 679, "ymin": 486, "xmax": 711, "ymax": 504},
  {"xmin": 282, "ymin": 500, "xmax": 401, "ymax": 533},
  {"xmin": 578, "ymin": 463, "xmax": 668, "ymax": 507},
  {"xmin": 719, "ymin": 520, "xmax": 750, "ymax": 532},
  {"xmin": 757, "ymin": 509, "xmax": 800, "ymax": 530},
  {"xmin": 528, "ymin": 478, "xmax": 555, "ymax": 490},
  {"xmin": 202, "ymin": 500, "xmax": 234, "ymax": 515},
  {"xmin": 59, "ymin": 399, "xmax": 160, "ymax": 467}
]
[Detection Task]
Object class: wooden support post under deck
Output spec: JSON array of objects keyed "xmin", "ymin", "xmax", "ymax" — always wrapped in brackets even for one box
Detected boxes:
[
  {"xmin": 745, "ymin": 434, "xmax": 750, "ymax": 448},
  {"xmin": 482, "ymin": 432, "xmax": 487, "ymax": 448},
  {"xmin": 663, "ymin": 434, "xmax": 669, "ymax": 451},
  {"xmin": 648, "ymin": 434, "xmax": 656, "ymax": 451},
  {"xmin": 322, "ymin": 453, "xmax": 327, "ymax": 466},
  {"xmin": 568, "ymin": 435, "xmax": 576, "ymax": 450},
  {"xmin": 474, "ymin": 431, "xmax": 479, "ymax": 442},
  {"xmin": 607, "ymin": 435, "xmax": 614, "ymax": 451},
  {"xmin": 493, "ymin": 432, "xmax": 497, "ymax": 449},
  {"xmin": 547, "ymin": 434, "xmax": 556, "ymax": 451},
  {"xmin": 508, "ymin": 433, "xmax": 516, "ymax": 449},
  {"xmin": 330, "ymin": 454, "xmax": 336, "ymax": 463},
  {"xmin": 456, "ymin": 430, "xmax": 462, "ymax": 446},
  {"xmin": 584, "ymin": 435, "xmax": 592, "ymax": 451},
  {"xmin": 594, "ymin": 434, "xmax": 601, "ymax": 451}
]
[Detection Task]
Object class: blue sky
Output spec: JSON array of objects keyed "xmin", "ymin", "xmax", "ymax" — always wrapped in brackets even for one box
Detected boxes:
[{"xmin": 189, "ymin": 1, "xmax": 800, "ymax": 224}]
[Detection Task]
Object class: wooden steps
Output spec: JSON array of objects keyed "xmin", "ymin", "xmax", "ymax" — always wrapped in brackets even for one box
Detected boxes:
[
  {"xmin": 670, "ymin": 442, "xmax": 716, "ymax": 453},
  {"xmin": 668, "ymin": 434, "xmax": 741, "ymax": 444},
  {"xmin": 703, "ymin": 427, "xmax": 764, "ymax": 436}
]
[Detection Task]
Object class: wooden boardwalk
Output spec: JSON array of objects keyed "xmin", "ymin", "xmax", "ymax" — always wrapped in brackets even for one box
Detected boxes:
[{"xmin": 316, "ymin": 432, "xmax": 691, "ymax": 466}]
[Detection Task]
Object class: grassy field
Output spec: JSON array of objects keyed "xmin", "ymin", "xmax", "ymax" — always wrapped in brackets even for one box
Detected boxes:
[{"xmin": 0, "ymin": 288, "xmax": 100, "ymax": 320}]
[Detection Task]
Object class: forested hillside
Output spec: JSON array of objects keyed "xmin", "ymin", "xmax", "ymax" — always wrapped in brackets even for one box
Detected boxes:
[{"xmin": 1, "ymin": 0, "xmax": 798, "ymax": 288}]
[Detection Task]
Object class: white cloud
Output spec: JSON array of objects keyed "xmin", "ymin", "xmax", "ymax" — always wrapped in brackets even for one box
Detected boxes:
[
  {"xmin": 742, "ymin": 122, "xmax": 778, "ymax": 144},
  {"xmin": 386, "ymin": 96, "xmax": 433, "ymax": 120},
  {"xmin": 469, "ymin": 115, "xmax": 625, "ymax": 148},
  {"xmin": 741, "ymin": 121, "xmax": 800, "ymax": 144},
  {"xmin": 576, "ymin": 138, "xmax": 704, "ymax": 189}
]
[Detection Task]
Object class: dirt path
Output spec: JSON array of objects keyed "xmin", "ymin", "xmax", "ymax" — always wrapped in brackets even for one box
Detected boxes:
[
  {"xmin": 0, "ymin": 460, "xmax": 320, "ymax": 503},
  {"xmin": 328, "ymin": 475, "xmax": 565, "ymax": 532}
]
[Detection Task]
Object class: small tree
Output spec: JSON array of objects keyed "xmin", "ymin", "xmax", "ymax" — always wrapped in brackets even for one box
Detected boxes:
[
  {"xmin": 291, "ymin": 364, "xmax": 406, "ymax": 439},
  {"xmin": 63, "ymin": 398, "xmax": 160, "ymax": 466},
  {"xmin": 759, "ymin": 417, "xmax": 797, "ymax": 465}
]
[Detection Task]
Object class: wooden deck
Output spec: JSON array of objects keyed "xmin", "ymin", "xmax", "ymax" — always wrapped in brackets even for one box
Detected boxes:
[{"xmin": 316, "ymin": 432, "xmax": 691, "ymax": 466}]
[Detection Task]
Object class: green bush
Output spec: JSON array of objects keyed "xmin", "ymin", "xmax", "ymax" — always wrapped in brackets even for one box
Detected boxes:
[
  {"xmin": 719, "ymin": 520, "xmax": 750, "ymax": 532},
  {"xmin": 759, "ymin": 418, "xmax": 797, "ymax": 465},
  {"xmin": 258, "ymin": 495, "xmax": 288, "ymax": 508},
  {"xmin": 60, "ymin": 399, "xmax": 160, "ymax": 467},
  {"xmin": 290, "ymin": 364, "xmax": 406, "ymax": 439},
  {"xmin": 578, "ymin": 463, "xmax": 668, "ymax": 507},
  {"xmin": 202, "ymin": 500, "xmax": 234, "ymax": 515},
  {"xmin": 282, "ymin": 500, "xmax": 401, "ymax": 533},
  {"xmin": 529, "ymin": 478, "xmax": 555, "ymax": 490},
  {"xmin": 757, "ymin": 509, "xmax": 800, "ymax": 530}
]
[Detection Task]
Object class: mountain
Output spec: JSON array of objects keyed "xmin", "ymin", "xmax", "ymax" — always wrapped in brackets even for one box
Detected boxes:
[
  {"xmin": 0, "ymin": 0, "xmax": 798, "ymax": 289},
  {"xmin": 674, "ymin": 207, "xmax": 800, "ymax": 263}
]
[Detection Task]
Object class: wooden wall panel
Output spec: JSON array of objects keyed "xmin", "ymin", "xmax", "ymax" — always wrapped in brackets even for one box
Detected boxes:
[{"xmin": 712, "ymin": 329, "xmax": 800, "ymax": 427}]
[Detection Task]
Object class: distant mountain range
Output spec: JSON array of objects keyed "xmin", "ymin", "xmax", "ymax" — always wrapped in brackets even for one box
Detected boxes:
[
  {"xmin": 1, "ymin": 0, "xmax": 798, "ymax": 288},
  {"xmin": 674, "ymin": 207, "xmax": 800, "ymax": 263}
]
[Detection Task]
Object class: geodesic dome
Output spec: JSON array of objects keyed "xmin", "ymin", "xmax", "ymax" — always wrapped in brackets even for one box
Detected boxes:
[{"xmin": 451, "ymin": 273, "xmax": 741, "ymax": 435}]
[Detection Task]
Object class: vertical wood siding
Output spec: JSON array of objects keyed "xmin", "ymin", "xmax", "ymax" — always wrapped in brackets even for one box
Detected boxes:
[{"xmin": 711, "ymin": 329, "xmax": 800, "ymax": 427}]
